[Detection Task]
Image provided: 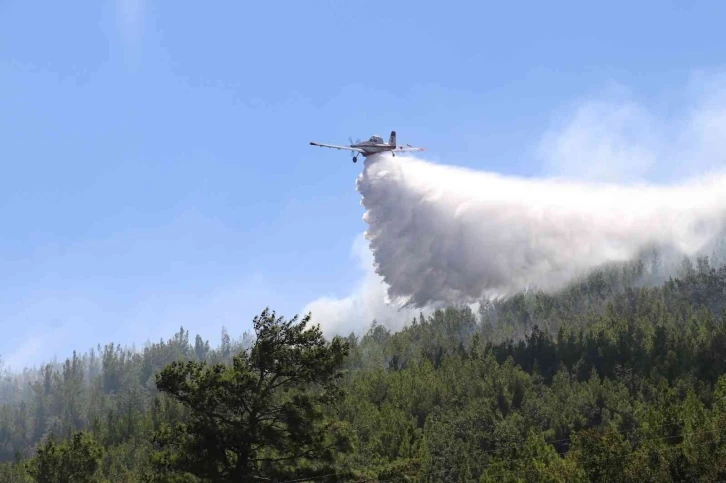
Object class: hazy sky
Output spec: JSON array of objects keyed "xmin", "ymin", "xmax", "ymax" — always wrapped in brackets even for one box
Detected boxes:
[{"xmin": 1, "ymin": 1, "xmax": 726, "ymax": 369}]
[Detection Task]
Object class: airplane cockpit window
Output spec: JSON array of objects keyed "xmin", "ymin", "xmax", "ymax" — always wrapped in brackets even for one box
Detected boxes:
[{"xmin": 371, "ymin": 136, "xmax": 383, "ymax": 143}]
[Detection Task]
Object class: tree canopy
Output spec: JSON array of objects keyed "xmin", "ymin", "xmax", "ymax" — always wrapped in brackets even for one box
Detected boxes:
[
  {"xmin": 2, "ymin": 253, "xmax": 726, "ymax": 480},
  {"xmin": 151, "ymin": 309, "xmax": 352, "ymax": 481}
]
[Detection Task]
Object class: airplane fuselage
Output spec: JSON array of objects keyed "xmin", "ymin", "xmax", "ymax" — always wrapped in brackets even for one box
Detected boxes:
[{"xmin": 351, "ymin": 143, "xmax": 396, "ymax": 157}]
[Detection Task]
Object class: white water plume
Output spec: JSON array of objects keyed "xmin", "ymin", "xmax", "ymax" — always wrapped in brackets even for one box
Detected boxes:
[
  {"xmin": 357, "ymin": 154, "xmax": 726, "ymax": 308},
  {"xmin": 305, "ymin": 75, "xmax": 726, "ymax": 335}
]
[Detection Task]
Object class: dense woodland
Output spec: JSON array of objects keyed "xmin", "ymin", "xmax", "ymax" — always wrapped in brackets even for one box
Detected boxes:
[{"xmin": 3, "ymin": 252, "xmax": 726, "ymax": 481}]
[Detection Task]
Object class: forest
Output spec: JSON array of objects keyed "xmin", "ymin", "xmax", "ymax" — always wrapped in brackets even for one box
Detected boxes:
[{"xmin": 2, "ymin": 252, "xmax": 726, "ymax": 481}]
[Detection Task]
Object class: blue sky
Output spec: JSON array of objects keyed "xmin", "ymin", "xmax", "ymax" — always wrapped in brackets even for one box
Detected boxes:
[{"xmin": 1, "ymin": 0, "xmax": 726, "ymax": 368}]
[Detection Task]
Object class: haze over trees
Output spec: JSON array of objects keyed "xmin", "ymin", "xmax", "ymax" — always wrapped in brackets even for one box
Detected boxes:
[{"xmin": 3, "ymin": 251, "xmax": 726, "ymax": 481}]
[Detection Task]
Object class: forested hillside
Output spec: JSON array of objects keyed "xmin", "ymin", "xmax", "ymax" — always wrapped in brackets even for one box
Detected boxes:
[{"xmin": 3, "ymin": 254, "xmax": 726, "ymax": 481}]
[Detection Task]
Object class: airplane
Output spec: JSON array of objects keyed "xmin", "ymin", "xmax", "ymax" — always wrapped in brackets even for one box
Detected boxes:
[{"xmin": 309, "ymin": 130, "xmax": 425, "ymax": 163}]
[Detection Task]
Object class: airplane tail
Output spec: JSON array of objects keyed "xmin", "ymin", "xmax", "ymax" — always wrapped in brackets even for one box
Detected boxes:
[{"xmin": 389, "ymin": 130, "xmax": 397, "ymax": 146}]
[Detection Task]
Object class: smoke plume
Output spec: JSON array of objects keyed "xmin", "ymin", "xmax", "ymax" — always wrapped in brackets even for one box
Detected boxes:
[{"xmin": 357, "ymin": 154, "xmax": 726, "ymax": 308}]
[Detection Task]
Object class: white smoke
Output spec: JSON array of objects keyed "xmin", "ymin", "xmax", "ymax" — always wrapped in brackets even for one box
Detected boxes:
[
  {"xmin": 304, "ymin": 234, "xmax": 422, "ymax": 338},
  {"xmin": 305, "ymin": 75, "xmax": 726, "ymax": 335}
]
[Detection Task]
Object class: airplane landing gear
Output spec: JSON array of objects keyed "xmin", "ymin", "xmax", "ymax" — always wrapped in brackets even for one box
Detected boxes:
[{"xmin": 352, "ymin": 156, "xmax": 358, "ymax": 163}]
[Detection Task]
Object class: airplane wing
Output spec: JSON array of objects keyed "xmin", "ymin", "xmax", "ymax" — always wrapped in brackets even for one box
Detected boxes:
[{"xmin": 309, "ymin": 142, "xmax": 365, "ymax": 153}]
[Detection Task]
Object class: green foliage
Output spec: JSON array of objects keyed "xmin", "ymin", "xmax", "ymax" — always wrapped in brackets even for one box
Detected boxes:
[
  {"xmin": 3, "ymin": 253, "xmax": 726, "ymax": 479},
  {"xmin": 26, "ymin": 431, "xmax": 103, "ymax": 482},
  {"xmin": 151, "ymin": 309, "xmax": 353, "ymax": 481}
]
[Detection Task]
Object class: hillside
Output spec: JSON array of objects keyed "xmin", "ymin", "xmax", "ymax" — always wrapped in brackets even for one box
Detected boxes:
[{"xmin": 2, "ymin": 253, "xmax": 726, "ymax": 481}]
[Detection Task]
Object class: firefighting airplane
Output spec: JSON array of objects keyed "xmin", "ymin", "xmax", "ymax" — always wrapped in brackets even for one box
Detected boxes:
[{"xmin": 309, "ymin": 130, "xmax": 425, "ymax": 163}]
